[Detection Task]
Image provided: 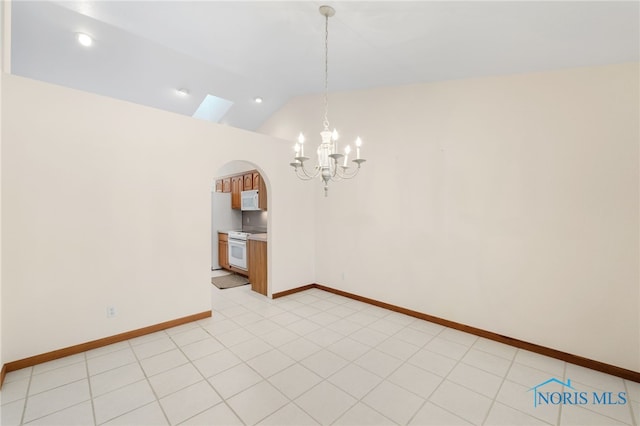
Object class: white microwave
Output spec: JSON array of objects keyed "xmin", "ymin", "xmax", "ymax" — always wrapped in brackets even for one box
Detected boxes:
[{"xmin": 241, "ymin": 190, "xmax": 260, "ymax": 211}]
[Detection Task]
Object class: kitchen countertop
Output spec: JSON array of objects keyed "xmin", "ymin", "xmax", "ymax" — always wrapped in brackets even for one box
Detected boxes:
[{"xmin": 248, "ymin": 233, "xmax": 267, "ymax": 242}]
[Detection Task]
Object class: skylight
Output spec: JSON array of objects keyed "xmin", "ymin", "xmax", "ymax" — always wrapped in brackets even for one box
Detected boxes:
[{"xmin": 192, "ymin": 94, "xmax": 233, "ymax": 123}]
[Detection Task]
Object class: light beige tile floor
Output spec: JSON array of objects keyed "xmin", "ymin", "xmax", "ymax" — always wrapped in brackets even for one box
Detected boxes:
[{"xmin": 1, "ymin": 284, "xmax": 638, "ymax": 425}]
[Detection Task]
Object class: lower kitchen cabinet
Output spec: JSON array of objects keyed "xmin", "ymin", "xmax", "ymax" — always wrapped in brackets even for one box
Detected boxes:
[
  {"xmin": 218, "ymin": 232, "xmax": 229, "ymax": 269},
  {"xmin": 248, "ymin": 239, "xmax": 267, "ymax": 296}
]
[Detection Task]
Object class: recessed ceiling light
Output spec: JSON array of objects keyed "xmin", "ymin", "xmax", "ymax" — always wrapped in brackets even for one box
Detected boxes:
[
  {"xmin": 76, "ymin": 33, "xmax": 93, "ymax": 47},
  {"xmin": 176, "ymin": 88, "xmax": 190, "ymax": 96},
  {"xmin": 254, "ymin": 97, "xmax": 263, "ymax": 104}
]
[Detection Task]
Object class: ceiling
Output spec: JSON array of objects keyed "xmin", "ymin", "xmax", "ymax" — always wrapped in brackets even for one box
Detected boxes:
[{"xmin": 9, "ymin": 1, "xmax": 639, "ymax": 132}]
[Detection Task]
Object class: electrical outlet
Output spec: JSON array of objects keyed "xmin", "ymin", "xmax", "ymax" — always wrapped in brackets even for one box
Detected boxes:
[{"xmin": 106, "ymin": 306, "xmax": 117, "ymax": 318}]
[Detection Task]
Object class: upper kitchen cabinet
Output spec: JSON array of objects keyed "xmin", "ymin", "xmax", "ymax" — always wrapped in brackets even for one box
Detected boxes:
[
  {"xmin": 231, "ymin": 175, "xmax": 243, "ymax": 209},
  {"xmin": 217, "ymin": 169, "xmax": 268, "ymax": 210},
  {"xmin": 243, "ymin": 173, "xmax": 253, "ymax": 190},
  {"xmin": 258, "ymin": 175, "xmax": 267, "ymax": 211}
]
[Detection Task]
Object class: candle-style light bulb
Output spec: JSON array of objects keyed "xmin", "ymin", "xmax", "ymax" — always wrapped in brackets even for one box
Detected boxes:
[
  {"xmin": 343, "ymin": 145, "xmax": 351, "ymax": 167},
  {"xmin": 298, "ymin": 133, "xmax": 305, "ymax": 157},
  {"xmin": 331, "ymin": 129, "xmax": 339, "ymax": 154},
  {"xmin": 355, "ymin": 137, "xmax": 362, "ymax": 159}
]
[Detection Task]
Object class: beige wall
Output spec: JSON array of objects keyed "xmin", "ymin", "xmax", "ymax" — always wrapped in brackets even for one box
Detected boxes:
[
  {"xmin": 260, "ymin": 63, "xmax": 640, "ymax": 371},
  {"xmin": 2, "ymin": 62, "xmax": 638, "ymax": 373},
  {"xmin": 0, "ymin": 66, "xmax": 3, "ymax": 371},
  {"xmin": 1, "ymin": 74, "xmax": 315, "ymax": 362},
  {"xmin": 0, "ymin": 0, "xmax": 11, "ymax": 371}
]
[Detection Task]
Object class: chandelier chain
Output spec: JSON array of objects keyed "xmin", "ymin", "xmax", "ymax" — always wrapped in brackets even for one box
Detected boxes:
[{"xmin": 323, "ymin": 12, "xmax": 330, "ymax": 131}]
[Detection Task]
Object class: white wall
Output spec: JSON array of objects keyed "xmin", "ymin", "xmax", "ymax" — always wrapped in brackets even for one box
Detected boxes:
[
  {"xmin": 216, "ymin": 161, "xmax": 257, "ymax": 177},
  {"xmin": 1, "ymin": 74, "xmax": 315, "ymax": 363},
  {"xmin": 260, "ymin": 63, "xmax": 640, "ymax": 372},
  {"xmin": 0, "ymin": 0, "xmax": 7, "ymax": 374}
]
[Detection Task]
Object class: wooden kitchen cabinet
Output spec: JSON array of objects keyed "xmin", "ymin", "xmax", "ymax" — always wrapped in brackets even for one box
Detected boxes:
[
  {"xmin": 222, "ymin": 177, "xmax": 231, "ymax": 193},
  {"xmin": 216, "ymin": 169, "xmax": 267, "ymax": 210},
  {"xmin": 218, "ymin": 232, "xmax": 229, "ymax": 269},
  {"xmin": 248, "ymin": 239, "xmax": 267, "ymax": 295},
  {"xmin": 231, "ymin": 175, "xmax": 242, "ymax": 209},
  {"xmin": 258, "ymin": 174, "xmax": 268, "ymax": 211},
  {"xmin": 243, "ymin": 173, "xmax": 253, "ymax": 190}
]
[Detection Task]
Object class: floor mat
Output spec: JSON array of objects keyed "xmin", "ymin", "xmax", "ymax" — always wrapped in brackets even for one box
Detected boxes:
[{"xmin": 211, "ymin": 273, "xmax": 249, "ymax": 289}]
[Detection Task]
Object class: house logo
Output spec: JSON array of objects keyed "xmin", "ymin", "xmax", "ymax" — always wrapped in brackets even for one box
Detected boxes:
[{"xmin": 528, "ymin": 377, "xmax": 627, "ymax": 408}]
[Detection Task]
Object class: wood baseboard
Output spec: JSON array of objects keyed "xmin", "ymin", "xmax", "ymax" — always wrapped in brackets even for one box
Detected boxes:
[
  {"xmin": 0, "ymin": 364, "xmax": 6, "ymax": 389},
  {"xmin": 272, "ymin": 284, "xmax": 316, "ymax": 299},
  {"xmin": 0, "ymin": 310, "xmax": 211, "ymax": 388},
  {"xmin": 279, "ymin": 283, "xmax": 640, "ymax": 383}
]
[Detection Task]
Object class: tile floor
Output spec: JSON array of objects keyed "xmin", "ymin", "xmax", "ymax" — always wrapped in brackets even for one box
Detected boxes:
[{"xmin": 1, "ymin": 284, "xmax": 639, "ymax": 425}]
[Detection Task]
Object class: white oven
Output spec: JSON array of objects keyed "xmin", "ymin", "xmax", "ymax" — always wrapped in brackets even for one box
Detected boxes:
[{"xmin": 228, "ymin": 231, "xmax": 249, "ymax": 270}]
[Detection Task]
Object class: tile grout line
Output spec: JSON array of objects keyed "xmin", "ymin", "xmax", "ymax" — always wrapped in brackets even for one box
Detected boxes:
[
  {"xmin": 479, "ymin": 345, "xmax": 521, "ymax": 426},
  {"xmin": 231, "ymin": 296, "xmax": 321, "ymax": 423},
  {"xmin": 479, "ymin": 371, "xmax": 503, "ymax": 423},
  {"xmin": 406, "ymin": 332, "xmax": 482, "ymax": 426},
  {"xmin": 245, "ymin": 292, "xmax": 380, "ymax": 424},
  {"xmin": 491, "ymin": 351, "xmax": 558, "ymax": 426},
  {"xmin": 206, "ymin": 295, "xmax": 258, "ymax": 425},
  {"xmin": 84, "ymin": 352, "xmax": 98, "ymax": 426},
  {"xmin": 335, "ymin": 299, "xmax": 532, "ymax": 424},
  {"xmin": 260, "ymin": 300, "xmax": 363, "ymax": 424},
  {"xmin": 124, "ymin": 334, "xmax": 173, "ymax": 426},
  {"xmin": 573, "ymin": 376, "xmax": 637, "ymax": 426},
  {"xmin": 17, "ymin": 366, "xmax": 33, "ymax": 426},
  {"xmin": 557, "ymin": 361, "xmax": 567, "ymax": 425},
  {"xmin": 182, "ymin": 317, "xmax": 251, "ymax": 426},
  {"xmin": 17, "ymin": 366, "xmax": 92, "ymax": 424},
  {"xmin": 326, "ymin": 320, "xmax": 410, "ymax": 424},
  {"xmin": 626, "ymin": 379, "xmax": 639, "ymax": 426},
  {"xmin": 276, "ymin": 291, "xmax": 486, "ymax": 424},
  {"xmin": 354, "ymin": 323, "xmax": 439, "ymax": 425},
  {"xmin": 202, "ymin": 295, "xmax": 281, "ymax": 425}
]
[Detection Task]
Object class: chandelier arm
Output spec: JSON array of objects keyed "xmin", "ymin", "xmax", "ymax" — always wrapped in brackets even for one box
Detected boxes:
[
  {"xmin": 332, "ymin": 159, "xmax": 345, "ymax": 181},
  {"xmin": 296, "ymin": 163, "xmax": 322, "ymax": 180},
  {"xmin": 294, "ymin": 169, "xmax": 316, "ymax": 181},
  {"xmin": 331, "ymin": 163, "xmax": 363, "ymax": 181}
]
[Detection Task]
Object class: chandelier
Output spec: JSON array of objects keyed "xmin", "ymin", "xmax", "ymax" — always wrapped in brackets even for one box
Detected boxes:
[{"xmin": 289, "ymin": 5, "xmax": 366, "ymax": 196}]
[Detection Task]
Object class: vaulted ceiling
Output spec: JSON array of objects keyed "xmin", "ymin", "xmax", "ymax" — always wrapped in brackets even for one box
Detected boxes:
[{"xmin": 10, "ymin": 1, "xmax": 639, "ymax": 131}]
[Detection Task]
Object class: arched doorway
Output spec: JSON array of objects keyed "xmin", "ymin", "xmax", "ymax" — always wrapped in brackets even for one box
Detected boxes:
[{"xmin": 210, "ymin": 160, "xmax": 269, "ymax": 296}]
